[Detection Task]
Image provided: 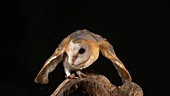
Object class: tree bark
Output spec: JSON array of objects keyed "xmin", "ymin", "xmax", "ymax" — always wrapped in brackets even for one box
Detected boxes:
[{"xmin": 51, "ymin": 74, "xmax": 143, "ymax": 96}]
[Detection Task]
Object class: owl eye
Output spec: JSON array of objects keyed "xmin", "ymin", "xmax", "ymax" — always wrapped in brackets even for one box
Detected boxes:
[{"xmin": 78, "ymin": 48, "xmax": 85, "ymax": 54}]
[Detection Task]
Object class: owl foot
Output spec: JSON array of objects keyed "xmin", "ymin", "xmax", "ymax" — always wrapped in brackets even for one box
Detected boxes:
[
  {"xmin": 76, "ymin": 71, "xmax": 87, "ymax": 78},
  {"xmin": 65, "ymin": 74, "xmax": 78, "ymax": 79}
]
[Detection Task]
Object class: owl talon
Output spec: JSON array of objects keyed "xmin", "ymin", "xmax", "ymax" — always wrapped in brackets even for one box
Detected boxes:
[
  {"xmin": 65, "ymin": 74, "xmax": 77, "ymax": 79},
  {"xmin": 66, "ymin": 75, "xmax": 73, "ymax": 79}
]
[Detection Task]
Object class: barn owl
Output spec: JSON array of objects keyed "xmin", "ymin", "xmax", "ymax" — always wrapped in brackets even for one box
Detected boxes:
[{"xmin": 35, "ymin": 29, "xmax": 132, "ymax": 84}]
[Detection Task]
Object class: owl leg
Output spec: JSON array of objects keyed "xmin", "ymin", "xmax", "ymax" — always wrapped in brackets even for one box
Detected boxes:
[
  {"xmin": 63, "ymin": 56, "xmax": 76, "ymax": 79},
  {"xmin": 64, "ymin": 69, "xmax": 71, "ymax": 77},
  {"xmin": 64, "ymin": 69, "xmax": 76, "ymax": 79}
]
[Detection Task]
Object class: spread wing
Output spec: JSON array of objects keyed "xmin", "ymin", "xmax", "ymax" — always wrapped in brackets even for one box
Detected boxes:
[
  {"xmin": 89, "ymin": 32, "xmax": 132, "ymax": 81},
  {"xmin": 35, "ymin": 35, "xmax": 71, "ymax": 84}
]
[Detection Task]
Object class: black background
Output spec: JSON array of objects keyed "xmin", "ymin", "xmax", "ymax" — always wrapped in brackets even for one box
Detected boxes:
[{"xmin": 1, "ymin": 0, "xmax": 169, "ymax": 96}]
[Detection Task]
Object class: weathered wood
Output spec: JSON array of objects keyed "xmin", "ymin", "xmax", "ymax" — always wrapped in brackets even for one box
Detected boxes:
[{"xmin": 51, "ymin": 74, "xmax": 143, "ymax": 96}]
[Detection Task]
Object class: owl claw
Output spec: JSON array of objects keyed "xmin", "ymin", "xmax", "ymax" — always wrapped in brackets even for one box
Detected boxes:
[{"xmin": 65, "ymin": 74, "xmax": 77, "ymax": 79}]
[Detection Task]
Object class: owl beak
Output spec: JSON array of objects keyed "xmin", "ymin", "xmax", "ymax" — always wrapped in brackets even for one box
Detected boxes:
[{"xmin": 71, "ymin": 55, "xmax": 78, "ymax": 65}]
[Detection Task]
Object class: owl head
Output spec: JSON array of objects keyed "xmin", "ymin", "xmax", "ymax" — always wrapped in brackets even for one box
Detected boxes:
[{"xmin": 65, "ymin": 39, "xmax": 99, "ymax": 69}]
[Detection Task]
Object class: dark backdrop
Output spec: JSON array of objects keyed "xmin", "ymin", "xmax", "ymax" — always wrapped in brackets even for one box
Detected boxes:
[{"xmin": 1, "ymin": 0, "xmax": 169, "ymax": 96}]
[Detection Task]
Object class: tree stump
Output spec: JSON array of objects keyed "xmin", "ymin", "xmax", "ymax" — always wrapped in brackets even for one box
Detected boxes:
[{"xmin": 51, "ymin": 74, "xmax": 143, "ymax": 96}]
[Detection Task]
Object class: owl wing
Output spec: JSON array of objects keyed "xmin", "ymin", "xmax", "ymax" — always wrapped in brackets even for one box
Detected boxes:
[
  {"xmin": 35, "ymin": 35, "xmax": 71, "ymax": 84},
  {"xmin": 89, "ymin": 32, "xmax": 132, "ymax": 81}
]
